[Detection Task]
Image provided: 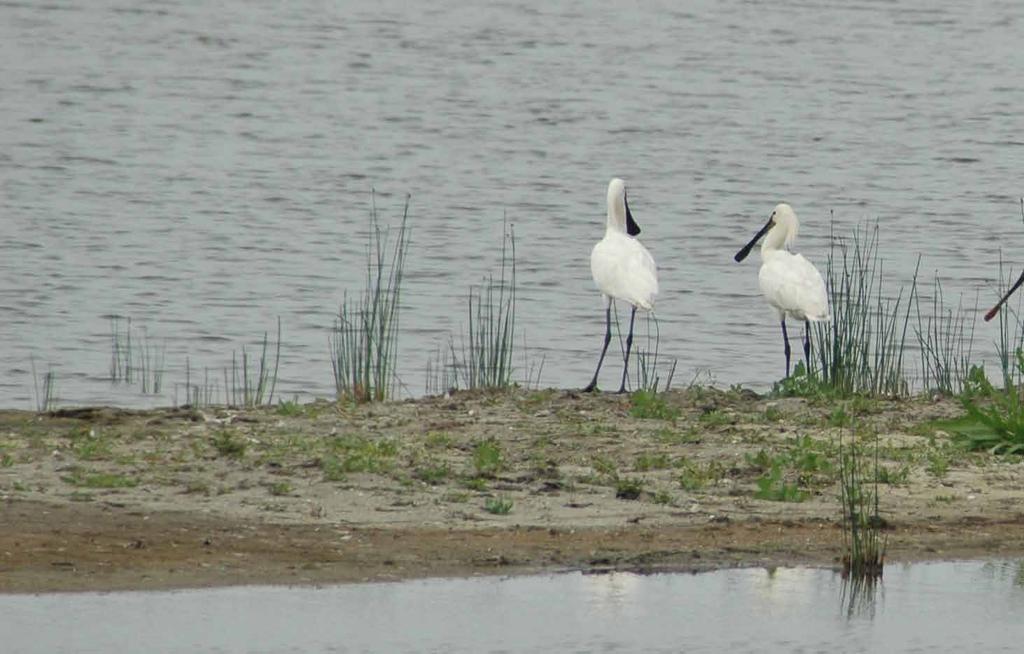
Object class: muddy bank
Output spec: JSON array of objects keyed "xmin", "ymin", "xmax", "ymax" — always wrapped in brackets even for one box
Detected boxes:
[{"xmin": 2, "ymin": 387, "xmax": 1023, "ymax": 592}]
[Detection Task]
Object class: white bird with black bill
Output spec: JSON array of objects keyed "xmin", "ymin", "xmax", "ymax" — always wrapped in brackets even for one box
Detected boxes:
[{"xmin": 734, "ymin": 203, "xmax": 830, "ymax": 377}]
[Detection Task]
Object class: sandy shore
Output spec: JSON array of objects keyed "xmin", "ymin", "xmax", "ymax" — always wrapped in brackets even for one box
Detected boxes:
[{"xmin": 2, "ymin": 387, "xmax": 1023, "ymax": 592}]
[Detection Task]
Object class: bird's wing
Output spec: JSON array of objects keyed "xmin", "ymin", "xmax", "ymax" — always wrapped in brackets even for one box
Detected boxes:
[
  {"xmin": 592, "ymin": 236, "xmax": 658, "ymax": 310},
  {"xmin": 759, "ymin": 252, "xmax": 829, "ymax": 321}
]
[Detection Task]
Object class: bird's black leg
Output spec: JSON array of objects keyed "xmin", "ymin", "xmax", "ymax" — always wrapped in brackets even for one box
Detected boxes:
[
  {"xmin": 781, "ymin": 318, "xmax": 791, "ymax": 378},
  {"xmin": 618, "ymin": 306, "xmax": 638, "ymax": 393},
  {"xmin": 803, "ymin": 320, "xmax": 811, "ymax": 372},
  {"xmin": 584, "ymin": 305, "xmax": 613, "ymax": 392}
]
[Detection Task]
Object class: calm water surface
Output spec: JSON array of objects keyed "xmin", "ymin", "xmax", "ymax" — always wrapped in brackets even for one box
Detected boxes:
[
  {"xmin": 3, "ymin": 1, "xmax": 1024, "ymax": 406},
  {"xmin": 4, "ymin": 561, "xmax": 1024, "ymax": 653}
]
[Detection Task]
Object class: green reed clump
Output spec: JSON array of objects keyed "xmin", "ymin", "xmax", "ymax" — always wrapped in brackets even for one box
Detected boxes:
[
  {"xmin": 30, "ymin": 356, "xmax": 56, "ymax": 413},
  {"xmin": 137, "ymin": 328, "xmax": 166, "ymax": 394},
  {"xmin": 225, "ymin": 318, "xmax": 281, "ymax": 407},
  {"xmin": 991, "ymin": 256, "xmax": 1024, "ymax": 391},
  {"xmin": 838, "ymin": 431, "xmax": 885, "ymax": 579},
  {"xmin": 108, "ymin": 316, "xmax": 166, "ymax": 394},
  {"xmin": 456, "ymin": 222, "xmax": 517, "ymax": 389},
  {"xmin": 181, "ymin": 357, "xmax": 218, "ymax": 407},
  {"xmin": 621, "ymin": 309, "xmax": 676, "ymax": 394},
  {"xmin": 330, "ymin": 193, "xmax": 410, "ymax": 402},
  {"xmin": 914, "ymin": 277, "xmax": 976, "ymax": 396},
  {"xmin": 424, "ymin": 343, "xmax": 459, "ymax": 396},
  {"xmin": 426, "ymin": 221, "xmax": 538, "ymax": 392},
  {"xmin": 811, "ymin": 220, "xmax": 916, "ymax": 397},
  {"xmin": 109, "ymin": 316, "xmax": 132, "ymax": 383}
]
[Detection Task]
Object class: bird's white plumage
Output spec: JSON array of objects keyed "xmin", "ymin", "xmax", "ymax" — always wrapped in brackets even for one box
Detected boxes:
[
  {"xmin": 757, "ymin": 204, "xmax": 829, "ymax": 322},
  {"xmin": 759, "ymin": 251, "xmax": 829, "ymax": 321},
  {"xmin": 591, "ymin": 179, "xmax": 658, "ymax": 311}
]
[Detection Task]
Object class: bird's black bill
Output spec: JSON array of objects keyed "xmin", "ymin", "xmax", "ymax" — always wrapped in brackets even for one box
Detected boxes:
[
  {"xmin": 734, "ymin": 218, "xmax": 773, "ymax": 262},
  {"xmin": 625, "ymin": 195, "xmax": 641, "ymax": 236},
  {"xmin": 985, "ymin": 269, "xmax": 1024, "ymax": 321}
]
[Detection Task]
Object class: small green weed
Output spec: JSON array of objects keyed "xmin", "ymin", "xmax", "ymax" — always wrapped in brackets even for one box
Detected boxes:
[
  {"xmin": 926, "ymin": 452, "xmax": 950, "ymax": 478},
  {"xmin": 828, "ymin": 407, "xmax": 850, "ymax": 428},
  {"xmin": 473, "ymin": 439, "xmax": 503, "ymax": 477},
  {"xmin": 677, "ymin": 459, "xmax": 724, "ymax": 491},
  {"xmin": 629, "ymin": 390, "xmax": 680, "ymax": 421},
  {"xmin": 653, "ymin": 427, "xmax": 702, "ymax": 445},
  {"xmin": 321, "ymin": 436, "xmax": 397, "ymax": 478},
  {"xmin": 276, "ymin": 399, "xmax": 303, "ymax": 416},
  {"xmin": 184, "ymin": 480, "xmax": 211, "ymax": 495},
  {"xmin": 484, "ymin": 496, "xmax": 513, "ymax": 514},
  {"xmin": 698, "ymin": 410, "xmax": 731, "ymax": 428},
  {"xmin": 591, "ymin": 455, "xmax": 618, "ymax": 478},
  {"xmin": 62, "ymin": 471, "xmax": 138, "ymax": 489},
  {"xmin": 771, "ymin": 362, "xmax": 827, "ymax": 398},
  {"xmin": 72, "ymin": 437, "xmax": 112, "ymax": 461},
  {"xmin": 753, "ymin": 464, "xmax": 807, "ymax": 502},
  {"xmin": 634, "ymin": 452, "xmax": 671, "ymax": 471},
  {"xmin": 461, "ymin": 476, "xmax": 488, "ymax": 491},
  {"xmin": 652, "ymin": 489, "xmax": 674, "ymax": 505},
  {"xmin": 875, "ymin": 464, "xmax": 910, "ymax": 485},
  {"xmin": 425, "ymin": 431, "xmax": 453, "ymax": 449},
  {"xmin": 269, "ymin": 481, "xmax": 293, "ymax": 496},
  {"xmin": 414, "ymin": 461, "xmax": 451, "ymax": 485},
  {"xmin": 614, "ymin": 477, "xmax": 644, "ymax": 500},
  {"xmin": 213, "ymin": 430, "xmax": 247, "ymax": 459}
]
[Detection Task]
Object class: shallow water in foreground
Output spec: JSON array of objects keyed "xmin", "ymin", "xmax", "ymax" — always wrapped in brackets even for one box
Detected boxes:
[{"xmin": 4, "ymin": 560, "xmax": 1024, "ymax": 653}]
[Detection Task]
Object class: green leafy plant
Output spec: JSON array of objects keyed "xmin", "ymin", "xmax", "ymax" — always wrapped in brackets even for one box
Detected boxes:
[{"xmin": 944, "ymin": 359, "xmax": 1024, "ymax": 454}]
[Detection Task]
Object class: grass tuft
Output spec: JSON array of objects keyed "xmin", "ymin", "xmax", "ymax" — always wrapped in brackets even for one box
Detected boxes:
[
  {"xmin": 838, "ymin": 430, "xmax": 886, "ymax": 579},
  {"xmin": 330, "ymin": 192, "xmax": 411, "ymax": 403},
  {"xmin": 458, "ymin": 221, "xmax": 517, "ymax": 390},
  {"xmin": 30, "ymin": 356, "xmax": 57, "ymax": 413},
  {"xmin": 810, "ymin": 220, "xmax": 915, "ymax": 397},
  {"xmin": 225, "ymin": 318, "xmax": 281, "ymax": 408}
]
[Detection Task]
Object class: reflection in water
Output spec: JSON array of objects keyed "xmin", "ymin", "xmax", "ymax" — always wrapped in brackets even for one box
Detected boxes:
[
  {"xmin": 980, "ymin": 558, "xmax": 1024, "ymax": 588},
  {"xmin": 840, "ymin": 575, "xmax": 881, "ymax": 620},
  {"xmin": 5, "ymin": 561, "xmax": 1024, "ymax": 653}
]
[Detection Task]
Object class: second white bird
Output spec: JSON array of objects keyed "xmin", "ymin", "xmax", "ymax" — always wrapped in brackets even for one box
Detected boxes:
[{"xmin": 734, "ymin": 203, "xmax": 830, "ymax": 377}]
